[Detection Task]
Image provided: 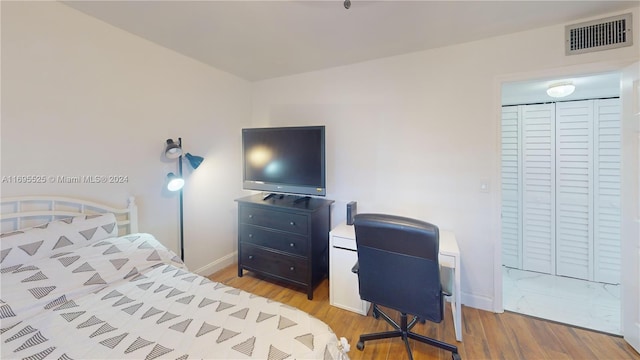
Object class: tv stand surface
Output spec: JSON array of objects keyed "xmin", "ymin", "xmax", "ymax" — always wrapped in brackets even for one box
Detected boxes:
[
  {"xmin": 236, "ymin": 194, "xmax": 334, "ymax": 300},
  {"xmin": 293, "ymin": 196, "xmax": 311, "ymax": 204}
]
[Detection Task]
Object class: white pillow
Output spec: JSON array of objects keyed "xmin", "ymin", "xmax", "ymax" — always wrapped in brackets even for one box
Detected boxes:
[{"xmin": 0, "ymin": 213, "xmax": 118, "ymax": 269}]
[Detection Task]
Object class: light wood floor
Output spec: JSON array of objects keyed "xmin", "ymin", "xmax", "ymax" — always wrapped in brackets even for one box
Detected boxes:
[{"xmin": 208, "ymin": 265, "xmax": 639, "ymax": 360}]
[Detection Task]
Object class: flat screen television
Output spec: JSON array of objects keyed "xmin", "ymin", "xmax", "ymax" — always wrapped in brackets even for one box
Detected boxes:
[{"xmin": 242, "ymin": 126, "xmax": 326, "ymax": 197}]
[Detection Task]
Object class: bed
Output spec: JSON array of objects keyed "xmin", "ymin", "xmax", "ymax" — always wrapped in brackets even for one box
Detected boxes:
[{"xmin": 0, "ymin": 196, "xmax": 350, "ymax": 360}]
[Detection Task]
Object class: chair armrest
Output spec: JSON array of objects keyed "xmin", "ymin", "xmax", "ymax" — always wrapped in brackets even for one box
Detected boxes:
[{"xmin": 351, "ymin": 261, "xmax": 359, "ymax": 274}]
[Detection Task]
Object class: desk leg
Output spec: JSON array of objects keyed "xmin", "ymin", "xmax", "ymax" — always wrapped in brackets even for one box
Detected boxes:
[{"xmin": 453, "ymin": 258, "xmax": 462, "ymax": 341}]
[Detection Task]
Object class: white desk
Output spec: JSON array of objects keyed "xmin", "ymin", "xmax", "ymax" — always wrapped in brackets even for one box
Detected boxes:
[
  {"xmin": 438, "ymin": 230, "xmax": 462, "ymax": 342},
  {"xmin": 329, "ymin": 223, "xmax": 462, "ymax": 342}
]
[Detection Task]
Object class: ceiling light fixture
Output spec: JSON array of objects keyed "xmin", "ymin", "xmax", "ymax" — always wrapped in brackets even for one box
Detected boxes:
[{"xmin": 547, "ymin": 82, "xmax": 576, "ymax": 98}]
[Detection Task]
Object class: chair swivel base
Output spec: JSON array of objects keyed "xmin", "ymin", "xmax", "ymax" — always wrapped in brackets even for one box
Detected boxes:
[{"xmin": 356, "ymin": 305, "xmax": 461, "ymax": 360}]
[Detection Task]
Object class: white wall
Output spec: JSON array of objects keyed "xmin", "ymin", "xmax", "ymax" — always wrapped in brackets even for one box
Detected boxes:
[
  {"xmin": 0, "ymin": 2, "xmax": 252, "ymax": 272},
  {"xmin": 251, "ymin": 7, "xmax": 640, "ymax": 310}
]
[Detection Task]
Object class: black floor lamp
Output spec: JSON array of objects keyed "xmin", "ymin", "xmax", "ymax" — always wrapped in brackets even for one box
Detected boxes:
[{"xmin": 164, "ymin": 138, "xmax": 204, "ymax": 262}]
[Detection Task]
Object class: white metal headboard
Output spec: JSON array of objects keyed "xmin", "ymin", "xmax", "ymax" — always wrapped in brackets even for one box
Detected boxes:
[{"xmin": 0, "ymin": 196, "xmax": 138, "ymax": 235}]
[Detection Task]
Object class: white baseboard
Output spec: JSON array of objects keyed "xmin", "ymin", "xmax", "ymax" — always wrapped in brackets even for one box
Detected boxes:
[
  {"xmin": 626, "ymin": 322, "xmax": 640, "ymax": 354},
  {"xmin": 462, "ymin": 292, "xmax": 494, "ymax": 312},
  {"xmin": 193, "ymin": 252, "xmax": 237, "ymax": 277}
]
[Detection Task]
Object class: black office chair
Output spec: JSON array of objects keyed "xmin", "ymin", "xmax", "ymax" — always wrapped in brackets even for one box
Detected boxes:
[{"xmin": 351, "ymin": 213, "xmax": 460, "ymax": 360}]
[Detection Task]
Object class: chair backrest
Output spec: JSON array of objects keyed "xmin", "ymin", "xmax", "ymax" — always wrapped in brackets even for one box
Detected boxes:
[{"xmin": 354, "ymin": 213, "xmax": 444, "ymax": 323}]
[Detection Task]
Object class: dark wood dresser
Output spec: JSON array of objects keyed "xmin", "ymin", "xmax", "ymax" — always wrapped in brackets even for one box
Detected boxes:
[{"xmin": 236, "ymin": 194, "xmax": 334, "ymax": 300}]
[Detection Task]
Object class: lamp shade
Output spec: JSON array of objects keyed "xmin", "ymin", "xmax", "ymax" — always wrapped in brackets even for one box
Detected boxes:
[
  {"xmin": 166, "ymin": 172, "xmax": 185, "ymax": 192},
  {"xmin": 547, "ymin": 82, "xmax": 575, "ymax": 98},
  {"xmin": 185, "ymin": 153, "xmax": 204, "ymax": 169},
  {"xmin": 165, "ymin": 139, "xmax": 183, "ymax": 159}
]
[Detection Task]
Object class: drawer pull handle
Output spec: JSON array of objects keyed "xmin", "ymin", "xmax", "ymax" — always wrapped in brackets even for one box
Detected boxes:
[
  {"xmin": 289, "ymin": 221, "xmax": 295, "ymax": 226},
  {"xmin": 289, "ymin": 243, "xmax": 295, "ymax": 247},
  {"xmin": 248, "ymin": 214, "xmax": 253, "ymax": 219},
  {"xmin": 248, "ymin": 255, "xmax": 254, "ymax": 260},
  {"xmin": 248, "ymin": 234, "xmax": 253, "ymax": 238},
  {"xmin": 289, "ymin": 266, "xmax": 295, "ymax": 271}
]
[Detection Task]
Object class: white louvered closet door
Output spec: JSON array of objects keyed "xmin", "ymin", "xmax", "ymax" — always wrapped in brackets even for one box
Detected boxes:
[
  {"xmin": 593, "ymin": 98, "xmax": 621, "ymax": 284},
  {"xmin": 521, "ymin": 104, "xmax": 556, "ymax": 274},
  {"xmin": 555, "ymin": 101, "xmax": 594, "ymax": 280},
  {"xmin": 501, "ymin": 100, "xmax": 621, "ymax": 284},
  {"xmin": 501, "ymin": 106, "xmax": 522, "ymax": 268}
]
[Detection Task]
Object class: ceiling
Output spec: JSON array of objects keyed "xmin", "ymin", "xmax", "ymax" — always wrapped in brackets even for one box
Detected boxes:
[{"xmin": 63, "ymin": 1, "xmax": 637, "ymax": 82}]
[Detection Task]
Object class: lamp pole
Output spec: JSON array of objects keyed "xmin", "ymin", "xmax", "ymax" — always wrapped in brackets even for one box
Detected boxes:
[{"xmin": 178, "ymin": 137, "xmax": 185, "ymax": 262}]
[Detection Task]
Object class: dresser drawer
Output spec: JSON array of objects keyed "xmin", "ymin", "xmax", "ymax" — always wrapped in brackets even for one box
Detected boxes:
[
  {"xmin": 240, "ymin": 243, "xmax": 308, "ymax": 284},
  {"xmin": 239, "ymin": 206, "xmax": 308, "ymax": 235},
  {"xmin": 239, "ymin": 225, "xmax": 308, "ymax": 257}
]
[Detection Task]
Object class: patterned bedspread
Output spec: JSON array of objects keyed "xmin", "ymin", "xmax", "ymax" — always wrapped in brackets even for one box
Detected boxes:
[{"xmin": 0, "ymin": 214, "xmax": 349, "ymax": 359}]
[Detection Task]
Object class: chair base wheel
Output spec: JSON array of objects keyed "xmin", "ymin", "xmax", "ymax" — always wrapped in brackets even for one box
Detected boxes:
[{"xmin": 356, "ymin": 341, "xmax": 365, "ymax": 351}]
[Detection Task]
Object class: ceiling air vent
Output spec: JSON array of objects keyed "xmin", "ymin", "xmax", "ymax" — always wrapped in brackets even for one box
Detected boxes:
[{"xmin": 565, "ymin": 13, "xmax": 632, "ymax": 55}]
